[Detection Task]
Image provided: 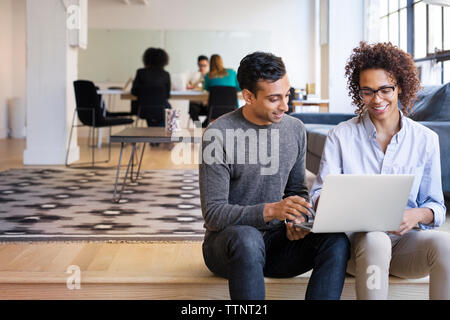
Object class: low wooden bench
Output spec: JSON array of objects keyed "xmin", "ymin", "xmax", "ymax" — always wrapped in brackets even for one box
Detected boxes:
[{"xmin": 0, "ymin": 242, "xmax": 429, "ymax": 300}]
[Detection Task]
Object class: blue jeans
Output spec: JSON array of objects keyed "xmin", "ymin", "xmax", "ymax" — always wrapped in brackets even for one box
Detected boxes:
[{"xmin": 202, "ymin": 223, "xmax": 350, "ymax": 300}]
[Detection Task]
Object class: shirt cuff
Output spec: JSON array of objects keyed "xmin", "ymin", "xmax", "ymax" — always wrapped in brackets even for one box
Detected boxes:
[
  {"xmin": 310, "ymin": 189, "xmax": 321, "ymax": 210},
  {"xmin": 418, "ymin": 202, "xmax": 446, "ymax": 229}
]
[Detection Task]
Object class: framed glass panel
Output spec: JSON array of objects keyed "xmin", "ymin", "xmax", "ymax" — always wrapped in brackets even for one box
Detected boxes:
[
  {"xmin": 400, "ymin": 8, "xmax": 407, "ymax": 51},
  {"xmin": 414, "ymin": 1, "xmax": 427, "ymax": 58},
  {"xmin": 389, "ymin": 0, "xmax": 399, "ymax": 12},
  {"xmin": 380, "ymin": 0, "xmax": 389, "ymax": 17},
  {"xmin": 444, "ymin": 61, "xmax": 450, "ymax": 84},
  {"xmin": 444, "ymin": 7, "xmax": 450, "ymax": 50},
  {"xmin": 389, "ymin": 12, "xmax": 399, "ymax": 46},
  {"xmin": 380, "ymin": 16, "xmax": 389, "ymax": 43},
  {"xmin": 428, "ymin": 5, "xmax": 442, "ymax": 53}
]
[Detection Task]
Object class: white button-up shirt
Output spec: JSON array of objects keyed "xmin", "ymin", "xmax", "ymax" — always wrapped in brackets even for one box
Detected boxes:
[{"xmin": 310, "ymin": 111, "xmax": 446, "ymax": 230}]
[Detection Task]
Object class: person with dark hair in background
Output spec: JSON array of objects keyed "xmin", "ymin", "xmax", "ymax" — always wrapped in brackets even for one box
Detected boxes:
[
  {"xmin": 199, "ymin": 51, "xmax": 350, "ymax": 300},
  {"xmin": 131, "ymin": 47, "xmax": 171, "ymax": 128},
  {"xmin": 188, "ymin": 55, "xmax": 209, "ymax": 127},
  {"xmin": 187, "ymin": 55, "xmax": 209, "ymax": 89}
]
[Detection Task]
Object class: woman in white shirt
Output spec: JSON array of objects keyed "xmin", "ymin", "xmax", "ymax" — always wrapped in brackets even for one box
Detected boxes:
[{"xmin": 310, "ymin": 42, "xmax": 450, "ymax": 299}]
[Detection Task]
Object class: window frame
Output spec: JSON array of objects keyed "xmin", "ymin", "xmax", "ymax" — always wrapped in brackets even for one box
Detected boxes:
[{"xmin": 381, "ymin": 0, "xmax": 450, "ymax": 84}]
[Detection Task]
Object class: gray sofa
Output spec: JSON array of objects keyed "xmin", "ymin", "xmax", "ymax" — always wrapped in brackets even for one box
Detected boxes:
[{"xmin": 290, "ymin": 82, "xmax": 450, "ymax": 200}]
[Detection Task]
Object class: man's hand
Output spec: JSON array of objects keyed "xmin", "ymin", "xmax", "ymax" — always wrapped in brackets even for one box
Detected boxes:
[
  {"xmin": 263, "ymin": 196, "xmax": 312, "ymax": 223},
  {"xmin": 286, "ymin": 221, "xmax": 310, "ymax": 241},
  {"xmin": 389, "ymin": 208, "xmax": 433, "ymax": 236}
]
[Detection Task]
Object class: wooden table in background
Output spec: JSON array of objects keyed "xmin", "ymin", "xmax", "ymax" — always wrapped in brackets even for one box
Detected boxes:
[
  {"xmin": 120, "ymin": 90, "xmax": 243, "ymax": 104},
  {"xmin": 110, "ymin": 127, "xmax": 203, "ymax": 202},
  {"xmin": 120, "ymin": 90, "xmax": 209, "ymax": 103}
]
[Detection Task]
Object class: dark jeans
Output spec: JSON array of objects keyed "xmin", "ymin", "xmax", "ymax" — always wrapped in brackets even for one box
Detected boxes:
[{"xmin": 202, "ymin": 223, "xmax": 350, "ymax": 300}]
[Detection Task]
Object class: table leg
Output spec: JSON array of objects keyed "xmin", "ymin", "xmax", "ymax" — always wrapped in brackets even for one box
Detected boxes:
[
  {"xmin": 113, "ymin": 142, "xmax": 137, "ymax": 203},
  {"xmin": 133, "ymin": 142, "xmax": 146, "ymax": 182},
  {"xmin": 112, "ymin": 142, "xmax": 126, "ymax": 202}
]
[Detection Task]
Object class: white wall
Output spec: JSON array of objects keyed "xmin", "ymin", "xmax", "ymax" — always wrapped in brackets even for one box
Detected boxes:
[
  {"xmin": 11, "ymin": 0, "xmax": 27, "ymax": 139},
  {"xmin": 0, "ymin": 0, "xmax": 13, "ymax": 138},
  {"xmin": 87, "ymin": 0, "xmax": 316, "ymax": 89},
  {"xmin": 328, "ymin": 0, "xmax": 364, "ymax": 113},
  {"xmin": 0, "ymin": 0, "xmax": 27, "ymax": 139},
  {"xmin": 12, "ymin": 0, "xmax": 27, "ymax": 111}
]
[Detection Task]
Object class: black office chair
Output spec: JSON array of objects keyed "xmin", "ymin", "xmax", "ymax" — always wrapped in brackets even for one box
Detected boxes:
[
  {"xmin": 66, "ymin": 80, "xmax": 134, "ymax": 167},
  {"xmin": 94, "ymin": 86, "xmax": 134, "ymax": 118},
  {"xmin": 134, "ymin": 86, "xmax": 169, "ymax": 127},
  {"xmin": 207, "ymin": 86, "xmax": 238, "ymax": 124}
]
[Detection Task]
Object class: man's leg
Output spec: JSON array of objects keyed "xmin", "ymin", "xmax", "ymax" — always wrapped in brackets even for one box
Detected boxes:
[
  {"xmin": 202, "ymin": 225, "xmax": 266, "ymax": 300},
  {"xmin": 389, "ymin": 229, "xmax": 450, "ymax": 300},
  {"xmin": 263, "ymin": 223, "xmax": 350, "ymax": 300}
]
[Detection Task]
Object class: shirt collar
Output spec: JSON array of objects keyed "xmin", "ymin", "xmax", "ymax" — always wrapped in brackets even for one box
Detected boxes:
[{"xmin": 362, "ymin": 109, "xmax": 406, "ymax": 143}]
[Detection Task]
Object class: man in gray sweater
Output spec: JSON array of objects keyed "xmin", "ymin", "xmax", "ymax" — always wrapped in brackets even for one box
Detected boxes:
[{"xmin": 199, "ymin": 52, "xmax": 350, "ymax": 300}]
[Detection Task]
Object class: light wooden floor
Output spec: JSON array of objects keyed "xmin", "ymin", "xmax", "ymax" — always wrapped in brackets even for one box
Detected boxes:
[
  {"xmin": 0, "ymin": 137, "xmax": 441, "ymax": 299},
  {"xmin": 0, "ymin": 137, "xmax": 211, "ymax": 299}
]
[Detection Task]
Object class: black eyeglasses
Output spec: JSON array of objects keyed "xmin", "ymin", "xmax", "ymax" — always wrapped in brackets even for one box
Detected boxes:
[{"xmin": 358, "ymin": 85, "xmax": 396, "ymax": 101}]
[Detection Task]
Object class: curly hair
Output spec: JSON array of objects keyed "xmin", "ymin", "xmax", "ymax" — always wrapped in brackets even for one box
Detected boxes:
[
  {"xmin": 344, "ymin": 42, "xmax": 421, "ymax": 116},
  {"xmin": 142, "ymin": 47, "xmax": 169, "ymax": 68}
]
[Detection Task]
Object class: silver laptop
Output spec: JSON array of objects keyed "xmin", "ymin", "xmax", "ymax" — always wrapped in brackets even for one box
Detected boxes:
[{"xmin": 294, "ymin": 174, "xmax": 415, "ymax": 233}]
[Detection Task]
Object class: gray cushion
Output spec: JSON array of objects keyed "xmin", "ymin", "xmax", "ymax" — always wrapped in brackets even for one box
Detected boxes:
[
  {"xmin": 305, "ymin": 124, "xmax": 334, "ymax": 157},
  {"xmin": 409, "ymin": 83, "xmax": 450, "ymax": 121}
]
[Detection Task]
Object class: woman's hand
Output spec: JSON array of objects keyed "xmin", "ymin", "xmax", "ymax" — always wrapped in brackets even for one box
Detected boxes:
[{"xmin": 390, "ymin": 208, "xmax": 433, "ymax": 236}]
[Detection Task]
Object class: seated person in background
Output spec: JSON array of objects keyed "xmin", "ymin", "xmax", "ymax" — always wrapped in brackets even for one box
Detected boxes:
[
  {"xmin": 204, "ymin": 54, "xmax": 240, "ymax": 91},
  {"xmin": 309, "ymin": 42, "xmax": 450, "ymax": 300},
  {"xmin": 187, "ymin": 55, "xmax": 209, "ymax": 89},
  {"xmin": 188, "ymin": 55, "xmax": 209, "ymax": 127},
  {"xmin": 202, "ymin": 54, "xmax": 241, "ymax": 127},
  {"xmin": 131, "ymin": 47, "xmax": 171, "ymax": 128}
]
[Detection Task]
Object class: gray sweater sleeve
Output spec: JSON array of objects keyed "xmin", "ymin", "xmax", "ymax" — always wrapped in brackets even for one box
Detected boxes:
[
  {"xmin": 199, "ymin": 153, "xmax": 267, "ymax": 233},
  {"xmin": 199, "ymin": 127, "xmax": 266, "ymax": 231}
]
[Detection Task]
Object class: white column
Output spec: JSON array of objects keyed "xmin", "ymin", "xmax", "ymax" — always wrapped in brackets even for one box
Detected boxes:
[{"xmin": 23, "ymin": 0, "xmax": 80, "ymax": 165}]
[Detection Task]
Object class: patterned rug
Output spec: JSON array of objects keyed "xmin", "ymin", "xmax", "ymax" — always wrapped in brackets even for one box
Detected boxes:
[{"xmin": 0, "ymin": 168, "xmax": 204, "ymax": 242}]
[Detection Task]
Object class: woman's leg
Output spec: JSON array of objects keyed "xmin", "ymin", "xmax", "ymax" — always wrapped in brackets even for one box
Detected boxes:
[
  {"xmin": 346, "ymin": 231, "xmax": 392, "ymax": 299},
  {"xmin": 389, "ymin": 229, "xmax": 450, "ymax": 300}
]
